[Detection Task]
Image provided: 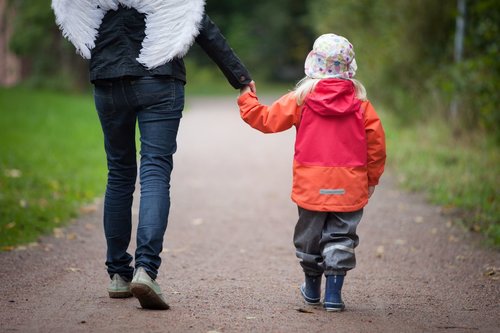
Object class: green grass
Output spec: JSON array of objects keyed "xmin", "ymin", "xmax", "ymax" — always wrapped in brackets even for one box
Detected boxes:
[
  {"xmin": 0, "ymin": 87, "xmax": 106, "ymax": 249},
  {"xmin": 383, "ymin": 111, "xmax": 500, "ymax": 246},
  {"xmin": 1, "ymin": 87, "xmax": 498, "ymax": 249}
]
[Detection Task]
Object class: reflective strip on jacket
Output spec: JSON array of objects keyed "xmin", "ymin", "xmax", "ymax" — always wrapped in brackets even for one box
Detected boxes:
[{"xmin": 237, "ymin": 79, "xmax": 386, "ymax": 212}]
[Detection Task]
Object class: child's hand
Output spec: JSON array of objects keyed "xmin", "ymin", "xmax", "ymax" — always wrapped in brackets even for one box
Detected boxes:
[
  {"xmin": 240, "ymin": 85, "xmax": 251, "ymax": 96},
  {"xmin": 368, "ymin": 186, "xmax": 375, "ymax": 198},
  {"xmin": 240, "ymin": 81, "xmax": 256, "ymax": 96},
  {"xmin": 248, "ymin": 81, "xmax": 256, "ymax": 93}
]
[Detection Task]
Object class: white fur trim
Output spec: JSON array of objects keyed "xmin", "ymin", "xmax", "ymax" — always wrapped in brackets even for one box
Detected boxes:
[{"xmin": 51, "ymin": 0, "xmax": 205, "ymax": 68}]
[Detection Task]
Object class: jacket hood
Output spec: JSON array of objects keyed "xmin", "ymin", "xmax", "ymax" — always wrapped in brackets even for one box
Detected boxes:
[{"xmin": 304, "ymin": 79, "xmax": 361, "ymax": 117}]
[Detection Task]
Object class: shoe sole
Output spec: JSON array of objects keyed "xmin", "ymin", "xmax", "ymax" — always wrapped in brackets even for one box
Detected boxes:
[
  {"xmin": 130, "ymin": 282, "xmax": 169, "ymax": 310},
  {"xmin": 324, "ymin": 302, "xmax": 345, "ymax": 312},
  {"xmin": 108, "ymin": 290, "xmax": 133, "ymax": 298}
]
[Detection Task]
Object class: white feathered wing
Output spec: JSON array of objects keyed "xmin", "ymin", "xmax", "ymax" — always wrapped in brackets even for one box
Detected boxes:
[{"xmin": 51, "ymin": 0, "xmax": 205, "ymax": 69}]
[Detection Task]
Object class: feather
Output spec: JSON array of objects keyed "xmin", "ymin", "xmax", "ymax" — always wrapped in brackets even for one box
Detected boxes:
[
  {"xmin": 51, "ymin": 0, "xmax": 105, "ymax": 59},
  {"xmin": 51, "ymin": 0, "xmax": 205, "ymax": 68},
  {"xmin": 135, "ymin": 0, "xmax": 206, "ymax": 69}
]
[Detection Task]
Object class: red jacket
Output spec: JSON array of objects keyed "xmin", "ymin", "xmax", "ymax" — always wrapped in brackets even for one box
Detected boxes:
[{"xmin": 238, "ymin": 79, "xmax": 386, "ymax": 212}]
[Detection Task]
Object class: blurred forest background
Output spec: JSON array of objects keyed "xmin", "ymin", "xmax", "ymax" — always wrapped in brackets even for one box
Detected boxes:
[
  {"xmin": 3, "ymin": 0, "xmax": 499, "ymax": 139},
  {"xmin": 0, "ymin": 0, "xmax": 499, "ymax": 247}
]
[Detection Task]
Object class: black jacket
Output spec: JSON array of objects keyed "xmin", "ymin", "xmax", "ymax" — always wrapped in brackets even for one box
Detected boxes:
[{"xmin": 90, "ymin": 6, "xmax": 251, "ymax": 89}]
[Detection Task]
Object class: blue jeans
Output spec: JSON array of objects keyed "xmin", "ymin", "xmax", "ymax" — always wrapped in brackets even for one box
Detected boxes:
[{"xmin": 93, "ymin": 76, "xmax": 184, "ymax": 280}]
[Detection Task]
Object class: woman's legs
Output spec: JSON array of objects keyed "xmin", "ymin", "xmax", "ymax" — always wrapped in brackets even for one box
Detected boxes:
[
  {"xmin": 94, "ymin": 80, "xmax": 137, "ymax": 281},
  {"xmin": 132, "ymin": 77, "xmax": 184, "ymax": 280},
  {"xmin": 94, "ymin": 77, "xmax": 184, "ymax": 281}
]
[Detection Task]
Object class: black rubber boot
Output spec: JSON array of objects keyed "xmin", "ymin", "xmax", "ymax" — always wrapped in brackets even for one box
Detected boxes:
[{"xmin": 300, "ymin": 274, "xmax": 322, "ymax": 305}]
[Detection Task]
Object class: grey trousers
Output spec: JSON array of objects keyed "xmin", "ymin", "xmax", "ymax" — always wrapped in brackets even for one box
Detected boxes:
[{"xmin": 293, "ymin": 206, "xmax": 363, "ymax": 276}]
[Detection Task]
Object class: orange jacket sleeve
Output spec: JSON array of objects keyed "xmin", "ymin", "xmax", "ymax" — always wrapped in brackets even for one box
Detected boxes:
[
  {"xmin": 238, "ymin": 92, "xmax": 301, "ymax": 133},
  {"xmin": 363, "ymin": 101, "xmax": 386, "ymax": 186}
]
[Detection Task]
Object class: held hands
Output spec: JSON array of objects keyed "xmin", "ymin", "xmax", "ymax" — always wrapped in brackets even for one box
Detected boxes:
[{"xmin": 240, "ymin": 80, "xmax": 256, "ymax": 96}]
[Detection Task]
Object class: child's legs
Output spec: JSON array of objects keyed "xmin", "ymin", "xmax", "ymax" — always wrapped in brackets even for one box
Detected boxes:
[
  {"xmin": 321, "ymin": 209, "xmax": 363, "ymax": 276},
  {"xmin": 293, "ymin": 207, "xmax": 327, "ymax": 276}
]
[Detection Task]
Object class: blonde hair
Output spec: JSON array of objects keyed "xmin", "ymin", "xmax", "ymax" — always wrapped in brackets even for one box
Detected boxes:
[{"xmin": 294, "ymin": 77, "xmax": 367, "ymax": 105}]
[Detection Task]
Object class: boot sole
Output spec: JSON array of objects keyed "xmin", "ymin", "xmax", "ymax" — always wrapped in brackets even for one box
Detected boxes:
[
  {"xmin": 108, "ymin": 290, "xmax": 133, "ymax": 298},
  {"xmin": 324, "ymin": 302, "xmax": 345, "ymax": 312},
  {"xmin": 130, "ymin": 283, "xmax": 169, "ymax": 310}
]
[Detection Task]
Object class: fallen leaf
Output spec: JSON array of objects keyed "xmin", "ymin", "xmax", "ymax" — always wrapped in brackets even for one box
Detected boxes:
[
  {"xmin": 53, "ymin": 228, "xmax": 64, "ymax": 238},
  {"xmin": 470, "ymin": 224, "xmax": 481, "ymax": 232},
  {"xmin": 375, "ymin": 246, "xmax": 384, "ymax": 258},
  {"xmin": 66, "ymin": 267, "xmax": 80, "ymax": 272},
  {"xmin": 1, "ymin": 246, "xmax": 15, "ymax": 252},
  {"xmin": 295, "ymin": 307, "xmax": 314, "ymax": 314},
  {"xmin": 455, "ymin": 255, "xmax": 466, "ymax": 261},
  {"xmin": 84, "ymin": 223, "xmax": 96, "ymax": 230},
  {"xmin": 80, "ymin": 204, "xmax": 98, "ymax": 214},
  {"xmin": 414, "ymin": 216, "xmax": 424, "ymax": 224},
  {"xmin": 191, "ymin": 218, "xmax": 204, "ymax": 226},
  {"xmin": 5, "ymin": 169, "xmax": 22, "ymax": 178},
  {"xmin": 162, "ymin": 247, "xmax": 188, "ymax": 254},
  {"xmin": 448, "ymin": 235, "xmax": 459, "ymax": 242},
  {"xmin": 6, "ymin": 222, "xmax": 16, "ymax": 229},
  {"xmin": 430, "ymin": 228, "xmax": 438, "ymax": 235},
  {"xmin": 483, "ymin": 266, "xmax": 499, "ymax": 280},
  {"xmin": 394, "ymin": 239, "xmax": 406, "ymax": 245},
  {"xmin": 19, "ymin": 199, "xmax": 27, "ymax": 208},
  {"xmin": 38, "ymin": 198, "xmax": 48, "ymax": 208},
  {"xmin": 66, "ymin": 233, "xmax": 78, "ymax": 240}
]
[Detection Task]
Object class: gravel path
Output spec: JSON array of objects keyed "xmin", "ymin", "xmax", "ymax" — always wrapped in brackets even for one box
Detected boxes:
[{"xmin": 1, "ymin": 96, "xmax": 498, "ymax": 333}]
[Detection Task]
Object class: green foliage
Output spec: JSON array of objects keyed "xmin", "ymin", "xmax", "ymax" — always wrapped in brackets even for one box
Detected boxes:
[
  {"xmin": 307, "ymin": 0, "xmax": 499, "ymax": 140},
  {"xmin": 6, "ymin": 0, "xmax": 88, "ymax": 91},
  {"xmin": 307, "ymin": 0, "xmax": 455, "ymax": 117},
  {"xmin": 0, "ymin": 88, "xmax": 106, "ymax": 248},
  {"xmin": 4, "ymin": 0, "xmax": 499, "ymax": 246},
  {"xmin": 202, "ymin": 0, "xmax": 313, "ymax": 81},
  {"xmin": 384, "ymin": 110, "xmax": 500, "ymax": 246},
  {"xmin": 7, "ymin": 0, "xmax": 53, "ymax": 54},
  {"xmin": 453, "ymin": 0, "xmax": 500, "ymax": 140}
]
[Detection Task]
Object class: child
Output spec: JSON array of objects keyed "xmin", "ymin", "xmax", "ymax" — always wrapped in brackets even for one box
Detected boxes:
[{"xmin": 238, "ymin": 34, "xmax": 386, "ymax": 311}]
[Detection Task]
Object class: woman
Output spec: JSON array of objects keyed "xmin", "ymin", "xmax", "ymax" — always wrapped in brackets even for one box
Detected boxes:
[{"xmin": 52, "ymin": 0, "xmax": 254, "ymax": 310}]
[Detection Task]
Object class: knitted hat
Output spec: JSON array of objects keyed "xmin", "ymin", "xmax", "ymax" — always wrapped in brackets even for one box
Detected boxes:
[{"xmin": 304, "ymin": 33, "xmax": 357, "ymax": 79}]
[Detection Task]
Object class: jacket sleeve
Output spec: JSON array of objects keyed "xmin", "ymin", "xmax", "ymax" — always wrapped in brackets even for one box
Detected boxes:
[
  {"xmin": 195, "ymin": 14, "xmax": 252, "ymax": 89},
  {"xmin": 363, "ymin": 101, "xmax": 386, "ymax": 186},
  {"xmin": 238, "ymin": 91, "xmax": 301, "ymax": 133}
]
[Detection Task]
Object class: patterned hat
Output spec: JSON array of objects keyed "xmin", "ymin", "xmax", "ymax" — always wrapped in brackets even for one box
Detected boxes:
[{"xmin": 304, "ymin": 34, "xmax": 357, "ymax": 79}]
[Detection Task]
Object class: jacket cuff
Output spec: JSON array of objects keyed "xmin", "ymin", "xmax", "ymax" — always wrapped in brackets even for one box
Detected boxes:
[{"xmin": 237, "ymin": 91, "xmax": 257, "ymax": 106}]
